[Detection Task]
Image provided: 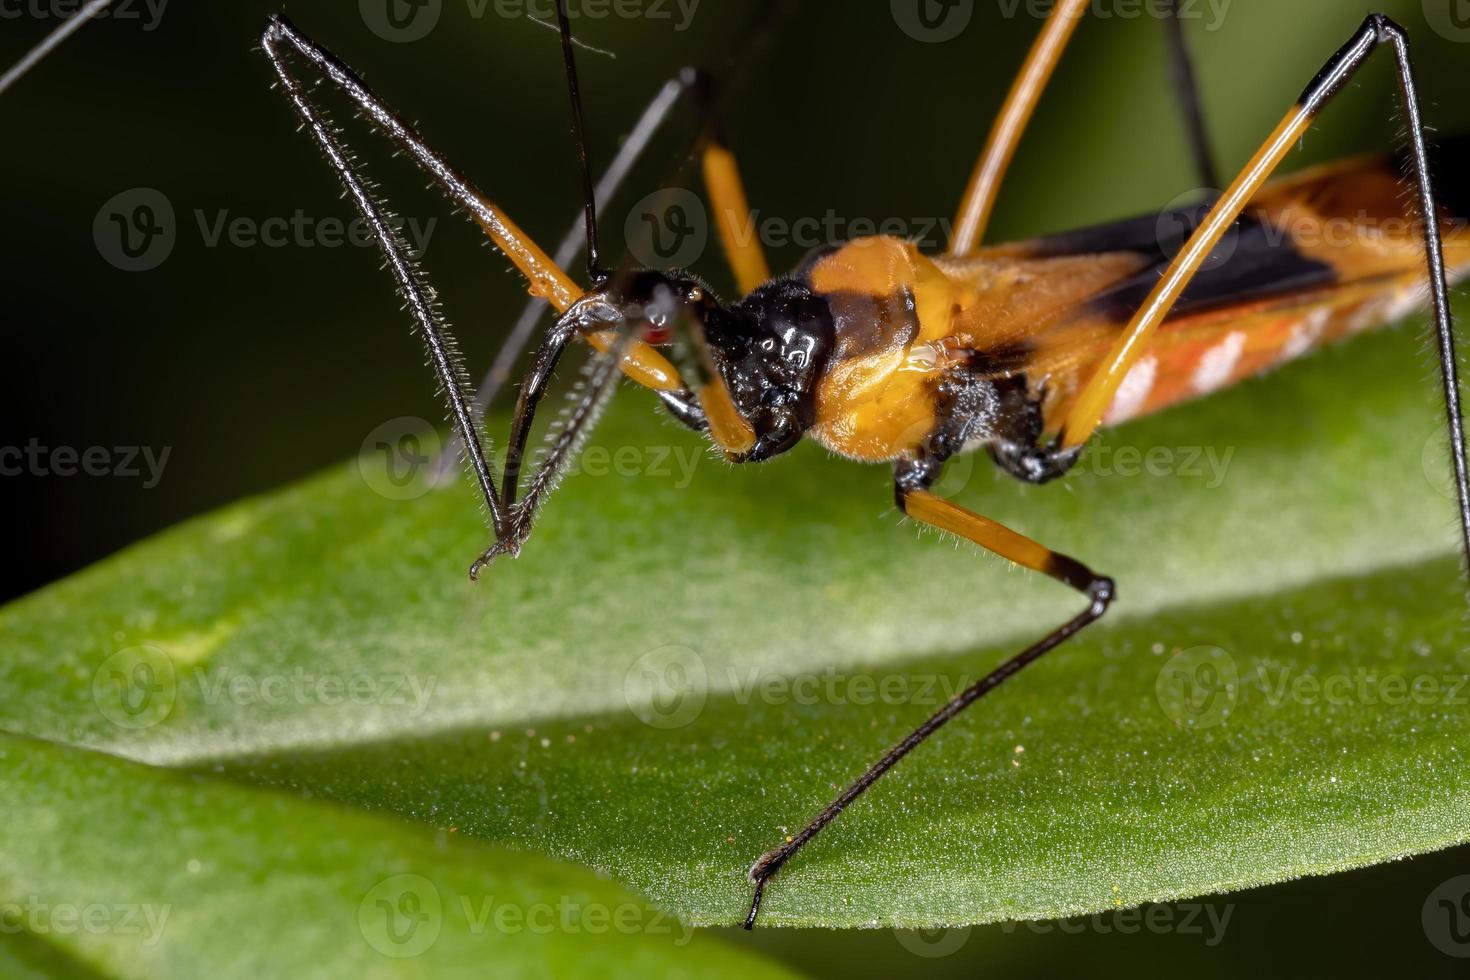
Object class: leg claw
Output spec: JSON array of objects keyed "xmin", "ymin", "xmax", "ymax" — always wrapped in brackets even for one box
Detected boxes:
[
  {"xmin": 743, "ymin": 847, "xmax": 788, "ymax": 929},
  {"xmin": 467, "ymin": 536, "xmax": 522, "ymax": 580}
]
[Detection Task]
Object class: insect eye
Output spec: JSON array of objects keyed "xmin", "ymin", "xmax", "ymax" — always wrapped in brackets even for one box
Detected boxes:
[{"xmin": 639, "ymin": 322, "xmax": 673, "ymax": 345}]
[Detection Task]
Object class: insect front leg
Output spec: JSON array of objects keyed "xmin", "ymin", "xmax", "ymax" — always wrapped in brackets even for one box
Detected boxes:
[
  {"xmin": 477, "ymin": 297, "xmax": 754, "ymax": 577},
  {"xmin": 462, "ymin": 63, "xmax": 764, "ymax": 499},
  {"xmin": 260, "ymin": 15, "xmax": 512, "ymax": 548},
  {"xmin": 485, "ymin": 310, "xmax": 704, "ymax": 570},
  {"xmin": 433, "ymin": 76, "xmax": 694, "ymax": 485},
  {"xmin": 743, "ymin": 454, "xmax": 1114, "ymax": 928},
  {"xmin": 948, "ymin": 0, "xmax": 1089, "ymax": 256},
  {"xmin": 261, "ymin": 15, "xmax": 688, "ymax": 575}
]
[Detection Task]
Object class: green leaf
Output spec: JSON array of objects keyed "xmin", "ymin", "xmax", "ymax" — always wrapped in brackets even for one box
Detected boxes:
[
  {"xmin": 0, "ymin": 734, "xmax": 800, "ymax": 978},
  {"xmin": 1, "ymin": 321, "xmax": 1467, "ymax": 932}
]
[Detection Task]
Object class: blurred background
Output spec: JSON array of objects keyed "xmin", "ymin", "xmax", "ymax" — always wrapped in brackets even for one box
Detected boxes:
[{"xmin": 4, "ymin": 0, "xmax": 1469, "ymax": 974}]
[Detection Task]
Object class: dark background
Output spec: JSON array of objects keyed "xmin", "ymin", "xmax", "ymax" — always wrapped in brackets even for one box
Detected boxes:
[{"xmin": 5, "ymin": 0, "xmax": 1470, "ymax": 974}]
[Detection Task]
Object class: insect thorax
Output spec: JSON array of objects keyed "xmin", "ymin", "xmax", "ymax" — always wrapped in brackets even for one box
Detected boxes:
[{"xmin": 785, "ymin": 236, "xmax": 1044, "ymax": 469}]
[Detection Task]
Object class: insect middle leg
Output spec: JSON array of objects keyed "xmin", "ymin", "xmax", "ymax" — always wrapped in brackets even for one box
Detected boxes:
[
  {"xmin": 1163, "ymin": 0, "xmax": 1219, "ymax": 190},
  {"xmin": 949, "ymin": 0, "xmax": 1220, "ymax": 256},
  {"xmin": 743, "ymin": 455, "xmax": 1113, "ymax": 928}
]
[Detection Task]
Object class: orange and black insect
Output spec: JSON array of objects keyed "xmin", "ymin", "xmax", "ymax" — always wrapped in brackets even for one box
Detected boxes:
[{"xmin": 260, "ymin": 0, "xmax": 1470, "ymax": 928}]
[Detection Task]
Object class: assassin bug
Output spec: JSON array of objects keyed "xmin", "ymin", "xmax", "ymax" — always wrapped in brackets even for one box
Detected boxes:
[{"xmin": 260, "ymin": 0, "xmax": 1470, "ymax": 928}]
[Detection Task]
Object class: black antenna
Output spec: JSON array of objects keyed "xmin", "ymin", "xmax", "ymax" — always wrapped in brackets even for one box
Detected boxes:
[{"xmin": 555, "ymin": 0, "xmax": 604, "ymax": 284}]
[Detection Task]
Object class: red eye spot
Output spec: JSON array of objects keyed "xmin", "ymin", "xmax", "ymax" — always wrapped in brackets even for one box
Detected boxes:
[{"xmin": 640, "ymin": 322, "xmax": 672, "ymax": 345}]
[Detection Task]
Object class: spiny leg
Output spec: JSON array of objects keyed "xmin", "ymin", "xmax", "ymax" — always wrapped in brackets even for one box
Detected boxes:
[
  {"xmin": 495, "ymin": 62, "xmax": 772, "ymax": 502},
  {"xmin": 450, "ymin": 5, "xmax": 782, "ymax": 488},
  {"xmin": 1056, "ymin": 14, "xmax": 1470, "ymax": 569},
  {"xmin": 263, "ymin": 16, "xmax": 582, "ymax": 308},
  {"xmin": 743, "ymin": 459, "xmax": 1114, "ymax": 928},
  {"xmin": 485, "ymin": 61, "xmax": 772, "ymax": 505},
  {"xmin": 434, "ymin": 77, "xmax": 691, "ymax": 485},
  {"xmin": 262, "ymin": 14, "xmax": 689, "ymax": 568},
  {"xmin": 1162, "ymin": 0, "xmax": 1219, "ymax": 190},
  {"xmin": 483, "ymin": 287, "xmax": 757, "ymax": 574},
  {"xmin": 470, "ymin": 319, "xmax": 636, "ymax": 577},
  {"xmin": 261, "ymin": 15, "xmax": 509, "ymax": 542},
  {"xmin": 261, "ymin": 16, "xmax": 681, "ymax": 396}
]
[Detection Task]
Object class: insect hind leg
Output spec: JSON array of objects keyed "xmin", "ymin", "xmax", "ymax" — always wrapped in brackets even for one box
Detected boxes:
[{"xmin": 1056, "ymin": 13, "xmax": 1470, "ymax": 577}]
